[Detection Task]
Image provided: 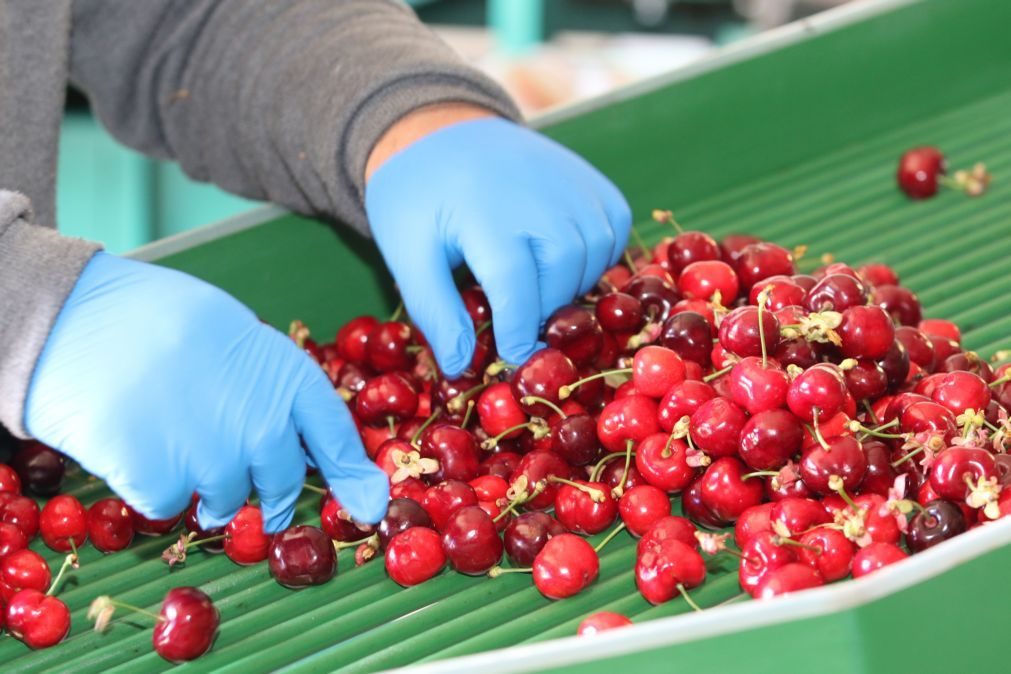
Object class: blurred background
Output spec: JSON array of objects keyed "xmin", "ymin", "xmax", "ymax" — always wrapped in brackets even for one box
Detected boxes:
[{"xmin": 60, "ymin": 0, "xmax": 851, "ymax": 252}]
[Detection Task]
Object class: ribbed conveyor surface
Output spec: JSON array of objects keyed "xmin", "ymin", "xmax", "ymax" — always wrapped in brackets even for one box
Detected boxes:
[{"xmin": 4, "ymin": 61, "xmax": 1011, "ymax": 674}]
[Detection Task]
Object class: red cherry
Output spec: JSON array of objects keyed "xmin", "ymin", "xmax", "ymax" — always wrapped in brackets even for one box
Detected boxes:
[
  {"xmin": 418, "ymin": 425, "xmax": 480, "ymax": 483},
  {"xmin": 153, "ymin": 587, "xmax": 220, "ymax": 662},
  {"xmin": 756, "ymin": 563, "xmax": 823, "ymax": 598},
  {"xmin": 919, "ymin": 318, "xmax": 961, "ymax": 344},
  {"xmin": 356, "ymin": 373, "xmax": 419, "ymax": 427},
  {"xmin": 852, "ymin": 541, "xmax": 908, "ymax": 578},
  {"xmin": 929, "ymin": 447, "xmax": 996, "ymax": 501},
  {"xmin": 268, "ymin": 525, "xmax": 336, "ymax": 588},
  {"xmin": 734, "ymin": 243, "xmax": 795, "ymax": 292},
  {"xmin": 0, "ymin": 495, "xmax": 40, "ymax": 539},
  {"xmin": 5, "ymin": 589, "xmax": 70, "ymax": 649},
  {"xmin": 635, "ymin": 539, "xmax": 706, "ymax": 605},
  {"xmin": 87, "ymin": 498, "xmax": 135, "ymax": 553},
  {"xmin": 551, "ymin": 414, "xmax": 600, "ymax": 467},
  {"xmin": 10, "ymin": 442, "xmax": 65, "ymax": 496},
  {"xmin": 897, "ymin": 146, "xmax": 945, "ymax": 198},
  {"xmin": 660, "ymin": 311, "xmax": 715, "ymax": 367},
  {"xmin": 734, "ymin": 503, "xmax": 774, "ymax": 548},
  {"xmin": 844, "ymin": 359, "xmax": 888, "ymax": 402},
  {"xmin": 184, "ymin": 501, "xmax": 225, "ymax": 555},
  {"xmin": 600, "ymin": 460, "xmax": 648, "ymax": 495},
  {"xmin": 441, "ymin": 505, "xmax": 503, "ymax": 575},
  {"xmin": 691, "ymin": 397, "xmax": 748, "ymax": 458},
  {"xmin": 421, "ymin": 480, "xmax": 478, "ymax": 531},
  {"xmin": 532, "ymin": 533, "xmax": 599, "ymax": 599},
  {"xmin": 637, "ymin": 515, "xmax": 698, "ymax": 556},
  {"xmin": 577, "ymin": 611, "xmax": 632, "ymax": 635},
  {"xmin": 126, "ymin": 505, "xmax": 184, "ymax": 537},
  {"xmin": 838, "ymin": 305, "xmax": 895, "ymax": 359},
  {"xmin": 335, "ymin": 315, "xmax": 380, "ymax": 365},
  {"xmin": 739, "ymin": 409, "xmax": 803, "ymax": 471},
  {"xmin": 503, "ymin": 512, "xmax": 566, "ymax": 566},
  {"xmin": 389, "ymin": 476, "xmax": 427, "ymax": 503},
  {"xmin": 39, "ymin": 495, "xmax": 87, "ymax": 553},
  {"xmin": 0, "ymin": 464, "xmax": 21, "ymax": 494},
  {"xmin": 223, "ymin": 506, "xmax": 271, "ymax": 565},
  {"xmin": 678, "ymin": 260, "xmax": 740, "ymax": 303},
  {"xmin": 512, "ymin": 348, "xmax": 578, "ymax": 417},
  {"xmin": 699, "ymin": 457, "xmax": 764, "ymax": 521},
  {"xmin": 365, "ymin": 321, "xmax": 414, "ymax": 372},
  {"xmin": 375, "ymin": 497, "xmax": 431, "ymax": 550},
  {"xmin": 796, "ymin": 528, "xmax": 854, "ymax": 581},
  {"xmin": 545, "ymin": 306, "xmax": 604, "ymax": 366},
  {"xmin": 682, "ymin": 475, "xmax": 730, "ymax": 530},
  {"xmin": 0, "ymin": 522, "xmax": 28, "ymax": 558},
  {"xmin": 804, "ymin": 274, "xmax": 868, "ymax": 313},
  {"xmin": 719, "ymin": 306, "xmax": 781, "ymax": 359},
  {"xmin": 730, "ymin": 357, "xmax": 790, "ymax": 415},
  {"xmin": 596, "ymin": 293, "xmax": 644, "ymax": 333},
  {"xmin": 861, "ymin": 440, "xmax": 899, "ymax": 497},
  {"xmin": 634, "ymin": 434, "xmax": 697, "ymax": 494},
  {"xmin": 1, "ymin": 549, "xmax": 51, "ymax": 598},
  {"xmin": 770, "ymin": 497, "xmax": 831, "ymax": 538},
  {"xmin": 622, "ymin": 275, "xmax": 680, "ymax": 320},
  {"xmin": 619, "ymin": 485, "xmax": 672, "ymax": 536},
  {"xmin": 386, "ymin": 527, "xmax": 446, "ymax": 586},
  {"xmin": 872, "ymin": 285, "xmax": 922, "ymax": 327},
  {"xmin": 748, "ymin": 276, "xmax": 805, "ymax": 312},
  {"xmin": 469, "ymin": 475, "xmax": 509, "ymax": 503},
  {"xmin": 858, "ymin": 263, "xmax": 900, "ymax": 287},
  {"xmin": 900, "ymin": 400, "xmax": 956, "ymax": 437},
  {"xmin": 554, "ymin": 481, "xmax": 617, "ymax": 535},
  {"xmin": 632, "ymin": 346, "xmax": 686, "ymax": 398},
  {"xmin": 477, "ymin": 382, "xmax": 527, "ymax": 439},
  {"xmin": 738, "ymin": 532, "xmax": 797, "ymax": 596},
  {"xmin": 667, "ymin": 231, "xmax": 721, "ymax": 275},
  {"xmin": 720, "ymin": 234, "xmax": 763, "ymax": 263},
  {"xmin": 597, "ymin": 395, "xmax": 660, "ymax": 453},
  {"xmin": 799, "ymin": 436, "xmax": 867, "ymax": 495},
  {"xmin": 787, "ymin": 363, "xmax": 847, "ymax": 422},
  {"xmin": 931, "ymin": 371, "xmax": 991, "ymax": 415},
  {"xmin": 658, "ymin": 380, "xmax": 716, "ymax": 432}
]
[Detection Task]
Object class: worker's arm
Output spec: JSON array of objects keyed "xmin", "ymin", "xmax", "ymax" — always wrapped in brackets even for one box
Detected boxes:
[{"xmin": 68, "ymin": 0, "xmax": 520, "ymax": 234}]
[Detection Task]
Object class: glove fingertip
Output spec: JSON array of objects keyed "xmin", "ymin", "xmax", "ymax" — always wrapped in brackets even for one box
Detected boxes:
[
  {"xmin": 196, "ymin": 501, "xmax": 242, "ymax": 531},
  {"xmin": 261, "ymin": 502, "xmax": 297, "ymax": 534},
  {"xmin": 329, "ymin": 466, "xmax": 390, "ymax": 525}
]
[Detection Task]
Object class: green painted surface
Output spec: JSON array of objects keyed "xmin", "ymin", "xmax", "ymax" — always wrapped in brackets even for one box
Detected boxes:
[{"xmin": 8, "ymin": 0, "xmax": 1011, "ymax": 671}]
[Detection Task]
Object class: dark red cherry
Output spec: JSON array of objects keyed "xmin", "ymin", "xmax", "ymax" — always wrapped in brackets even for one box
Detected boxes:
[
  {"xmin": 844, "ymin": 359, "xmax": 888, "ymax": 402},
  {"xmin": 532, "ymin": 533, "xmax": 599, "ymax": 599},
  {"xmin": 734, "ymin": 243, "xmax": 795, "ymax": 292},
  {"xmin": 503, "ymin": 512, "xmax": 566, "ymax": 566},
  {"xmin": 878, "ymin": 339, "xmax": 911, "ymax": 391},
  {"xmin": 719, "ymin": 306, "xmax": 781, "ymax": 359},
  {"xmin": 441, "ymin": 505, "xmax": 503, "ymax": 575},
  {"xmin": 152, "ymin": 587, "xmax": 220, "ymax": 662},
  {"xmin": 698, "ymin": 457, "xmax": 764, "ymax": 521},
  {"xmin": 335, "ymin": 315, "xmax": 380, "ymax": 366},
  {"xmin": 799, "ymin": 436, "xmax": 867, "ymax": 495},
  {"xmin": 720, "ymin": 234, "xmax": 762, "ymax": 263},
  {"xmin": 691, "ymin": 397, "xmax": 748, "ymax": 458},
  {"xmin": 678, "ymin": 260, "xmax": 740, "ymax": 303},
  {"xmin": 366, "ymin": 321, "xmax": 414, "ymax": 373},
  {"xmin": 419, "ymin": 425, "xmax": 481, "ymax": 483},
  {"xmin": 897, "ymin": 146, "xmax": 945, "ymax": 199},
  {"xmin": 600, "ymin": 460, "xmax": 648, "ymax": 494},
  {"xmin": 774, "ymin": 337, "xmax": 818, "ymax": 370},
  {"xmin": 10, "ymin": 442, "xmax": 64, "ymax": 497},
  {"xmin": 667, "ymin": 231, "xmax": 721, "ymax": 275},
  {"xmin": 871, "ymin": 285, "xmax": 922, "ymax": 327},
  {"xmin": 552, "ymin": 414, "xmax": 600, "ymax": 466},
  {"xmin": 512, "ymin": 348, "xmax": 578, "ymax": 417},
  {"xmin": 421, "ymin": 480, "xmax": 479, "ymax": 531},
  {"xmin": 682, "ymin": 475, "xmax": 729, "ymax": 529},
  {"xmin": 928, "ymin": 447, "xmax": 996, "ymax": 501},
  {"xmin": 87, "ymin": 498, "xmax": 134, "ymax": 553},
  {"xmin": 861, "ymin": 440, "xmax": 898, "ymax": 497},
  {"xmin": 939, "ymin": 351, "xmax": 993, "ymax": 382},
  {"xmin": 355, "ymin": 373, "xmax": 419, "ymax": 427},
  {"xmin": 804, "ymin": 274, "xmax": 868, "ymax": 313},
  {"xmin": 5, "ymin": 589, "xmax": 70, "ymax": 649},
  {"xmin": 660, "ymin": 311, "xmax": 714, "ymax": 367},
  {"xmin": 852, "ymin": 542, "xmax": 907, "ymax": 577},
  {"xmin": 268, "ymin": 525, "xmax": 336, "ymax": 588},
  {"xmin": 838, "ymin": 305, "xmax": 895, "ymax": 359},
  {"xmin": 39, "ymin": 495, "xmax": 87, "ymax": 553},
  {"xmin": 545, "ymin": 306, "xmax": 603, "ymax": 366},
  {"xmin": 376, "ymin": 497, "xmax": 432, "ymax": 549},
  {"xmin": 895, "ymin": 326, "xmax": 934, "ymax": 370},
  {"xmin": 906, "ymin": 500, "xmax": 967, "ymax": 553},
  {"xmin": 635, "ymin": 539, "xmax": 706, "ymax": 605},
  {"xmin": 739, "ymin": 409, "xmax": 803, "ymax": 471},
  {"xmin": 479, "ymin": 451, "xmax": 522, "ymax": 481},
  {"xmin": 184, "ymin": 501, "xmax": 225, "ymax": 554},
  {"xmin": 596, "ymin": 292, "xmax": 644, "ymax": 333}
]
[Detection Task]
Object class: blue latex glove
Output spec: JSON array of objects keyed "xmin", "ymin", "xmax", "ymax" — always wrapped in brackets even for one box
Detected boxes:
[
  {"xmin": 25, "ymin": 253, "xmax": 389, "ymax": 531},
  {"xmin": 366, "ymin": 118, "xmax": 632, "ymax": 377}
]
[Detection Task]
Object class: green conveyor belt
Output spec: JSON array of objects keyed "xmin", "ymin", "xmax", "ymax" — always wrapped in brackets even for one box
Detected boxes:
[{"xmin": 4, "ymin": 0, "xmax": 1011, "ymax": 671}]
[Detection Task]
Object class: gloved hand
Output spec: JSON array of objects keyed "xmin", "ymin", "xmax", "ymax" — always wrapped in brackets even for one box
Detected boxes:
[
  {"xmin": 25, "ymin": 252, "xmax": 389, "ymax": 531},
  {"xmin": 366, "ymin": 117, "xmax": 632, "ymax": 377}
]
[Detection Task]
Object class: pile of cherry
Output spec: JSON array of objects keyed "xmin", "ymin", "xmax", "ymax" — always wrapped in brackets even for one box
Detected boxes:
[{"xmin": 3, "ymin": 195, "xmax": 1010, "ymax": 657}]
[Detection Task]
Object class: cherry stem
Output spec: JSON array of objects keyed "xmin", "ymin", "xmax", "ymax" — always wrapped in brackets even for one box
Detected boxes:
[
  {"xmin": 521, "ymin": 396, "xmax": 567, "ymax": 419},
  {"xmin": 832, "ymin": 479, "xmax": 860, "ymax": 511},
  {"xmin": 740, "ymin": 471, "xmax": 778, "ymax": 481},
  {"xmin": 186, "ymin": 534, "xmax": 228, "ymax": 551},
  {"xmin": 812, "ymin": 408, "xmax": 830, "ymax": 451},
  {"xmin": 629, "ymin": 227, "xmax": 652, "ymax": 258},
  {"xmin": 589, "ymin": 450, "xmax": 637, "ymax": 483},
  {"xmin": 757, "ymin": 286, "xmax": 771, "ymax": 368},
  {"xmin": 624, "ymin": 250, "xmax": 638, "ymax": 273},
  {"xmin": 475, "ymin": 320, "xmax": 492, "ymax": 338},
  {"xmin": 703, "ymin": 364, "xmax": 733, "ymax": 383},
  {"xmin": 594, "ymin": 522, "xmax": 627, "ymax": 553},
  {"xmin": 547, "ymin": 476, "xmax": 606, "ymax": 502},
  {"xmin": 559, "ymin": 369, "xmax": 633, "ymax": 400},
  {"xmin": 480, "ymin": 420, "xmax": 544, "ymax": 450},
  {"xmin": 891, "ymin": 445, "xmax": 925, "ymax": 467},
  {"xmin": 851, "ymin": 420, "xmax": 903, "ymax": 440},
  {"xmin": 448, "ymin": 382, "xmax": 490, "ymax": 414},
  {"xmin": 46, "ymin": 554, "xmax": 77, "ymax": 597},
  {"xmin": 387, "ymin": 416, "xmax": 397, "ymax": 435},
  {"xmin": 389, "ymin": 301, "xmax": 404, "ymax": 323},
  {"xmin": 106, "ymin": 598, "xmax": 165, "ymax": 623},
  {"xmin": 772, "ymin": 536, "xmax": 822, "ymax": 554},
  {"xmin": 411, "ymin": 407, "xmax": 444, "ymax": 446},
  {"xmin": 677, "ymin": 584, "xmax": 702, "ymax": 612},
  {"xmin": 614, "ymin": 439, "xmax": 634, "ymax": 498},
  {"xmin": 494, "ymin": 483, "xmax": 546, "ymax": 522},
  {"xmin": 488, "ymin": 566, "xmax": 532, "ymax": 579},
  {"xmin": 460, "ymin": 400, "xmax": 476, "ymax": 429},
  {"xmin": 303, "ymin": 483, "xmax": 328, "ymax": 495},
  {"xmin": 862, "ymin": 400, "xmax": 880, "ymax": 426},
  {"xmin": 334, "ymin": 533, "xmax": 379, "ymax": 551},
  {"xmin": 989, "ymin": 372, "xmax": 1011, "ymax": 388}
]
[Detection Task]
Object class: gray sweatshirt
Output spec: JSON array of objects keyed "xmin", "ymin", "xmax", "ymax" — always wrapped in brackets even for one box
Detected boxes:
[{"xmin": 0, "ymin": 1, "xmax": 520, "ymax": 438}]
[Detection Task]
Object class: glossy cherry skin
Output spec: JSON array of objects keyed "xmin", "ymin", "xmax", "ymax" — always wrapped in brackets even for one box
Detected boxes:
[
  {"xmin": 386, "ymin": 527, "xmax": 446, "ymax": 586},
  {"xmin": 787, "ymin": 363, "xmax": 848, "ymax": 422},
  {"xmin": 127, "ymin": 505, "xmax": 184, "ymax": 537},
  {"xmin": 365, "ymin": 321, "xmax": 414, "ymax": 373},
  {"xmin": 838, "ymin": 305, "xmax": 895, "ymax": 359},
  {"xmin": 637, "ymin": 515, "xmax": 698, "ymax": 556},
  {"xmin": 319, "ymin": 495, "xmax": 374, "ymax": 543},
  {"xmin": 376, "ymin": 497, "xmax": 433, "ymax": 550},
  {"xmin": 919, "ymin": 318, "xmax": 961, "ymax": 344},
  {"xmin": 852, "ymin": 542, "xmax": 908, "ymax": 578},
  {"xmin": 682, "ymin": 476, "xmax": 730, "ymax": 530},
  {"xmin": 622, "ymin": 275, "xmax": 680, "ymax": 319},
  {"xmin": 419, "ymin": 425, "xmax": 481, "ymax": 483},
  {"xmin": 844, "ymin": 359, "xmax": 888, "ymax": 402},
  {"xmin": 907, "ymin": 500, "xmax": 967, "ymax": 553},
  {"xmin": 739, "ymin": 532, "xmax": 797, "ymax": 597},
  {"xmin": 551, "ymin": 414, "xmax": 599, "ymax": 466},
  {"xmin": 554, "ymin": 481, "xmax": 617, "ymax": 535},
  {"xmin": 356, "ymin": 373, "xmax": 419, "ymax": 427},
  {"xmin": 900, "ymin": 400, "xmax": 956, "ymax": 437},
  {"xmin": 545, "ymin": 306, "xmax": 604, "ymax": 366},
  {"xmin": 895, "ymin": 326, "xmax": 934, "ymax": 370},
  {"xmin": 512, "ymin": 348, "xmax": 578, "ymax": 417},
  {"xmin": 770, "ymin": 497, "xmax": 831, "ymax": 538},
  {"xmin": 678, "ymin": 260, "xmax": 740, "ymax": 303},
  {"xmin": 5, "ymin": 589, "xmax": 70, "ymax": 649},
  {"xmin": 335, "ymin": 315, "xmax": 380, "ymax": 365},
  {"xmin": 872, "ymin": 285, "xmax": 922, "ymax": 327},
  {"xmin": 929, "ymin": 447, "xmax": 996, "ymax": 501},
  {"xmin": 699, "ymin": 458, "xmax": 764, "ymax": 522},
  {"xmin": 804, "ymin": 274, "xmax": 868, "ymax": 313},
  {"xmin": 597, "ymin": 395, "xmax": 660, "ymax": 453},
  {"xmin": 1, "ymin": 549, "xmax": 51, "ymax": 600},
  {"xmin": 0, "ymin": 494, "xmax": 40, "ymax": 539},
  {"xmin": 533, "ymin": 534, "xmax": 600, "ymax": 600},
  {"xmin": 734, "ymin": 503, "xmax": 774, "ymax": 549},
  {"xmin": 796, "ymin": 527, "xmax": 855, "ymax": 582},
  {"xmin": 632, "ymin": 346, "xmax": 686, "ymax": 398},
  {"xmin": 9, "ymin": 442, "xmax": 64, "ymax": 497},
  {"xmin": 441, "ymin": 505, "xmax": 503, "ymax": 575},
  {"xmin": 600, "ymin": 460, "xmax": 649, "ymax": 496},
  {"xmin": 897, "ymin": 146, "xmax": 945, "ymax": 198},
  {"xmin": 0, "ymin": 464, "xmax": 21, "ymax": 494},
  {"xmin": 730, "ymin": 358, "xmax": 790, "ymax": 415},
  {"xmin": 739, "ymin": 409, "xmax": 803, "ymax": 471},
  {"xmin": 87, "ymin": 498, "xmax": 134, "ymax": 553},
  {"xmin": 719, "ymin": 306, "xmax": 781, "ymax": 359},
  {"xmin": 153, "ymin": 587, "xmax": 220, "ymax": 663},
  {"xmin": 657, "ymin": 381, "xmax": 716, "ymax": 433},
  {"xmin": 691, "ymin": 397, "xmax": 748, "ymax": 458},
  {"xmin": 861, "ymin": 440, "xmax": 898, "ymax": 497},
  {"xmin": 619, "ymin": 485, "xmax": 672, "ymax": 536},
  {"xmin": 634, "ymin": 434, "xmax": 696, "ymax": 493},
  {"xmin": 503, "ymin": 512, "xmax": 566, "ymax": 566},
  {"xmin": 223, "ymin": 506, "xmax": 272, "ymax": 565},
  {"xmin": 596, "ymin": 293, "xmax": 644, "ymax": 333},
  {"xmin": 184, "ymin": 502, "xmax": 225, "ymax": 554},
  {"xmin": 477, "ymin": 382, "xmax": 527, "ymax": 440},
  {"xmin": 931, "ymin": 371, "xmax": 991, "ymax": 415},
  {"xmin": 735, "ymin": 243, "xmax": 795, "ymax": 292},
  {"xmin": 799, "ymin": 436, "xmax": 867, "ymax": 495},
  {"xmin": 0, "ymin": 521, "xmax": 28, "ymax": 558},
  {"xmin": 660, "ymin": 311, "xmax": 715, "ymax": 367},
  {"xmin": 39, "ymin": 495, "xmax": 87, "ymax": 553},
  {"xmin": 635, "ymin": 539, "xmax": 706, "ymax": 605},
  {"xmin": 421, "ymin": 480, "xmax": 479, "ymax": 531},
  {"xmin": 577, "ymin": 611, "xmax": 632, "ymax": 635},
  {"xmin": 755, "ymin": 563, "xmax": 824, "ymax": 599},
  {"xmin": 268, "ymin": 525, "xmax": 336, "ymax": 588},
  {"xmin": 667, "ymin": 231, "xmax": 721, "ymax": 274},
  {"xmin": 720, "ymin": 234, "xmax": 763, "ymax": 262}
]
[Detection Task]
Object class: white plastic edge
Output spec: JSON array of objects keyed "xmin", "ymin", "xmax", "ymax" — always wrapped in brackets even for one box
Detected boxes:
[{"xmin": 386, "ymin": 516, "xmax": 1011, "ymax": 674}]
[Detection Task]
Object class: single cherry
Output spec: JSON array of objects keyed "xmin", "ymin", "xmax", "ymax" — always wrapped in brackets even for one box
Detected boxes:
[
  {"xmin": 268, "ymin": 525, "xmax": 336, "ymax": 588},
  {"xmin": 223, "ymin": 505, "xmax": 272, "ymax": 565},
  {"xmin": 9, "ymin": 442, "xmax": 65, "ymax": 496},
  {"xmin": 755, "ymin": 563, "xmax": 823, "ymax": 598},
  {"xmin": 852, "ymin": 542, "xmax": 907, "ymax": 578},
  {"xmin": 152, "ymin": 587, "xmax": 220, "ymax": 662},
  {"xmin": 545, "ymin": 306, "xmax": 604, "ymax": 366},
  {"xmin": 554, "ymin": 481, "xmax": 617, "ymax": 535},
  {"xmin": 897, "ymin": 146, "xmax": 946, "ymax": 198},
  {"xmin": 355, "ymin": 373, "xmax": 419, "ymax": 427},
  {"xmin": 386, "ymin": 527, "xmax": 446, "ymax": 586},
  {"xmin": 635, "ymin": 538, "xmax": 706, "ymax": 605},
  {"xmin": 619, "ymin": 485, "xmax": 672, "ymax": 536},
  {"xmin": 503, "ymin": 512, "xmax": 566, "ymax": 566},
  {"xmin": 87, "ymin": 498, "xmax": 135, "ymax": 553},
  {"xmin": 441, "ymin": 505, "xmax": 504, "ymax": 575},
  {"xmin": 698, "ymin": 457, "xmax": 764, "ymax": 522},
  {"xmin": 660, "ymin": 311, "xmax": 715, "ymax": 366},
  {"xmin": 532, "ymin": 533, "xmax": 600, "ymax": 600},
  {"xmin": 39, "ymin": 495, "xmax": 87, "ymax": 553},
  {"xmin": 738, "ymin": 409, "xmax": 803, "ymax": 471},
  {"xmin": 906, "ymin": 500, "xmax": 967, "ymax": 553},
  {"xmin": 5, "ymin": 589, "xmax": 70, "ymax": 649},
  {"xmin": 577, "ymin": 611, "xmax": 632, "ymax": 635}
]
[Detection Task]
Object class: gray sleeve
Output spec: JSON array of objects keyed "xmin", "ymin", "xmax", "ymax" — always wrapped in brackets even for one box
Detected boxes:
[
  {"xmin": 68, "ymin": 0, "xmax": 522, "ymax": 235},
  {"xmin": 0, "ymin": 191, "xmax": 101, "ymax": 438}
]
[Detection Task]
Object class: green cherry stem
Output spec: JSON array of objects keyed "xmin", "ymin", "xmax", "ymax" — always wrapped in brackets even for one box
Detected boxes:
[
  {"xmin": 559, "ymin": 369, "xmax": 633, "ymax": 400},
  {"xmin": 521, "ymin": 396, "xmax": 567, "ymax": 419},
  {"xmin": 460, "ymin": 400, "xmax": 476, "ymax": 429},
  {"xmin": 703, "ymin": 364, "xmax": 733, "ymax": 383},
  {"xmin": 410, "ymin": 407, "xmax": 444, "ymax": 446},
  {"xmin": 594, "ymin": 522, "xmax": 627, "ymax": 553},
  {"xmin": 677, "ymin": 584, "xmax": 702, "ymax": 612},
  {"xmin": 589, "ymin": 450, "xmax": 638, "ymax": 483},
  {"xmin": 46, "ymin": 554, "xmax": 77, "ymax": 597}
]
